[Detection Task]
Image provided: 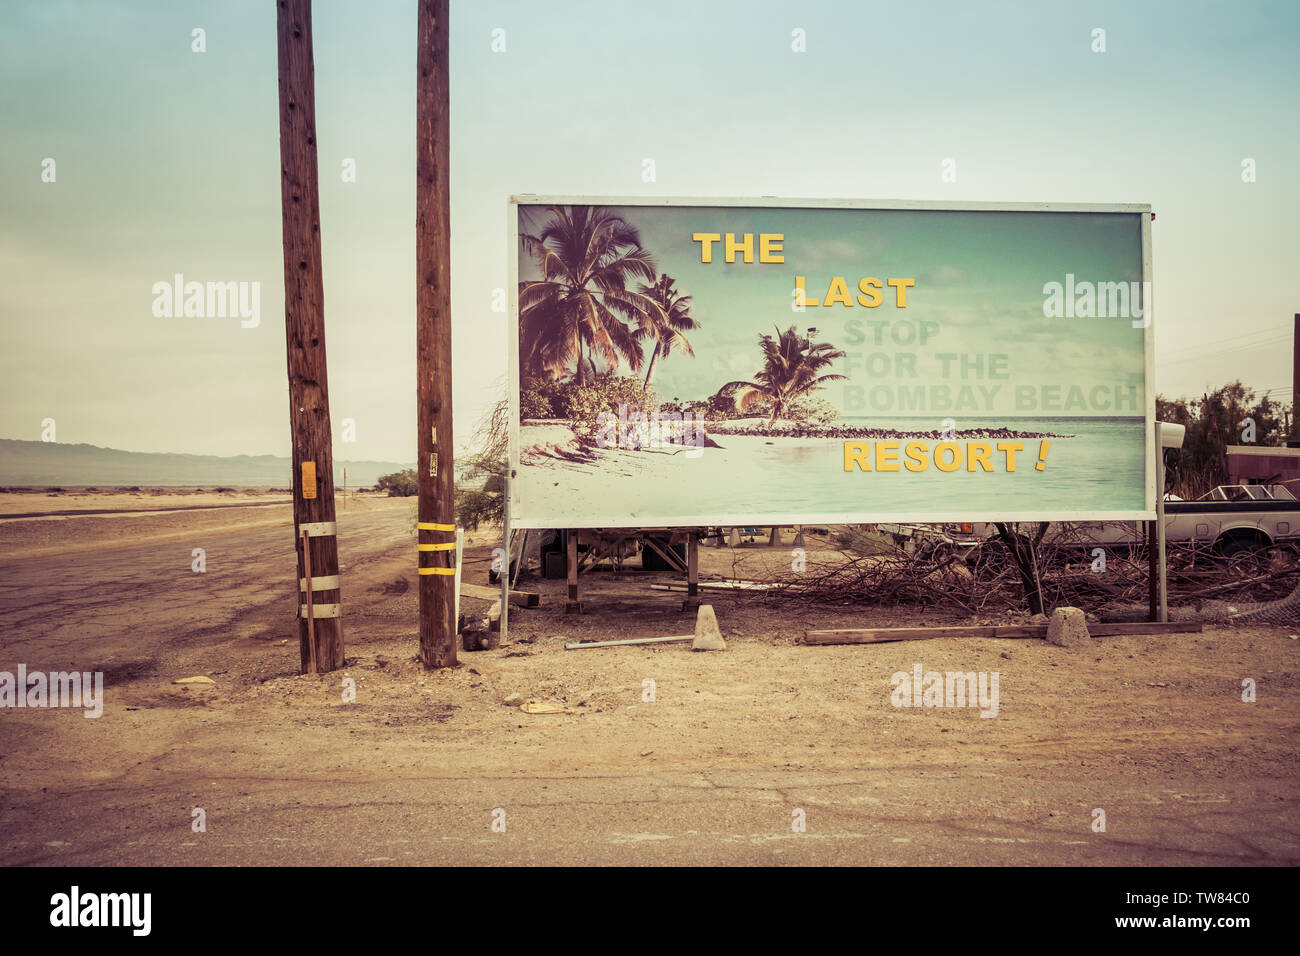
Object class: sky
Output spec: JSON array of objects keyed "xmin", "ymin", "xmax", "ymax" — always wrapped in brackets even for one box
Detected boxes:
[
  {"xmin": 520, "ymin": 202, "xmax": 1147, "ymax": 417},
  {"xmin": 2, "ymin": 0, "xmax": 1298, "ymax": 460}
]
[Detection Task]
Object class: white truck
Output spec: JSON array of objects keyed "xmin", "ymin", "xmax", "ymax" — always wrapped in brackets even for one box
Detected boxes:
[
  {"xmin": 886, "ymin": 424, "xmax": 1300, "ymax": 557},
  {"xmin": 888, "ymin": 482, "xmax": 1300, "ymax": 559}
]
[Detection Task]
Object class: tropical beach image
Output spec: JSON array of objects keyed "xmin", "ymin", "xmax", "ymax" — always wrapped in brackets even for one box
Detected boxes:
[{"xmin": 514, "ymin": 202, "xmax": 1149, "ymax": 525}]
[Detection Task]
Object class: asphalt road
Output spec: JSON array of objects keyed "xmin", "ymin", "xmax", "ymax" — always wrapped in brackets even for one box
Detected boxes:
[
  {"xmin": 8, "ymin": 766, "xmax": 1295, "ymax": 866},
  {"xmin": 0, "ymin": 503, "xmax": 412, "ymax": 675}
]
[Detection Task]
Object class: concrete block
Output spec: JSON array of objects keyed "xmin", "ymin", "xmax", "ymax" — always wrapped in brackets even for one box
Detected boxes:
[
  {"xmin": 692, "ymin": 604, "xmax": 727, "ymax": 651},
  {"xmin": 1046, "ymin": 606, "xmax": 1090, "ymax": 647}
]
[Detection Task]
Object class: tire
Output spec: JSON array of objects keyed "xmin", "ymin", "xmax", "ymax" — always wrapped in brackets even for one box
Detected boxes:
[{"xmin": 1217, "ymin": 533, "xmax": 1266, "ymax": 557}]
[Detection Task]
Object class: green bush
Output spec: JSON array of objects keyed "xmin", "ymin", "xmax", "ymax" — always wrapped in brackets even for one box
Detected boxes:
[
  {"xmin": 658, "ymin": 397, "xmax": 685, "ymax": 415},
  {"xmin": 519, "ymin": 385, "xmax": 554, "ymax": 419},
  {"xmin": 787, "ymin": 397, "xmax": 839, "ymax": 425},
  {"xmin": 520, "ymin": 376, "xmax": 658, "ymax": 423},
  {"xmin": 455, "ymin": 452, "xmax": 505, "ymax": 530},
  {"xmin": 1157, "ymin": 381, "xmax": 1289, "ymax": 497},
  {"xmin": 376, "ymin": 469, "xmax": 418, "ymax": 497},
  {"xmin": 695, "ymin": 389, "xmax": 753, "ymax": 419}
]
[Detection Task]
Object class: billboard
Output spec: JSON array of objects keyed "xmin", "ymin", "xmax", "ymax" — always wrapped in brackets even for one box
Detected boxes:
[{"xmin": 508, "ymin": 198, "xmax": 1154, "ymax": 529}]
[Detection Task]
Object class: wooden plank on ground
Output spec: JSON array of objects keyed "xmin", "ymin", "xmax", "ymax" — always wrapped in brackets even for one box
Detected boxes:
[
  {"xmin": 1088, "ymin": 621, "xmax": 1203, "ymax": 636},
  {"xmin": 651, "ymin": 580, "xmax": 775, "ymax": 592},
  {"xmin": 461, "ymin": 582, "xmax": 538, "ymax": 608},
  {"xmin": 565, "ymin": 635, "xmax": 692, "ymax": 650},
  {"xmin": 803, "ymin": 621, "xmax": 1202, "ymax": 645},
  {"xmin": 805, "ymin": 626, "xmax": 997, "ymax": 644}
]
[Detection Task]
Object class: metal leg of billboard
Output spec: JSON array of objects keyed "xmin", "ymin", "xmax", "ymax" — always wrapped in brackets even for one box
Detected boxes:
[
  {"xmin": 1156, "ymin": 423, "xmax": 1168, "ymax": 622},
  {"xmin": 565, "ymin": 531, "xmax": 581, "ymax": 614},
  {"xmin": 501, "ymin": 469, "xmax": 511, "ymax": 642},
  {"xmin": 684, "ymin": 535, "xmax": 699, "ymax": 610}
]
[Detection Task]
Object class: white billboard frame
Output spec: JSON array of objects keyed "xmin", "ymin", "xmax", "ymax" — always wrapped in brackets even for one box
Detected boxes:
[{"xmin": 507, "ymin": 195, "xmax": 1156, "ymax": 530}]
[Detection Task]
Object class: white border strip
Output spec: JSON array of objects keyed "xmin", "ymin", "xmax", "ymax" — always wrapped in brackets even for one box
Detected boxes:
[
  {"xmin": 511, "ymin": 195, "xmax": 1152, "ymax": 214},
  {"xmin": 509, "ymin": 510, "xmax": 1156, "ymax": 530}
]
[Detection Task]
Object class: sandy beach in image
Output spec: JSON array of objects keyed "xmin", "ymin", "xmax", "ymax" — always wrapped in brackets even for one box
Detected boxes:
[{"xmin": 515, "ymin": 418, "xmax": 1116, "ymax": 524}]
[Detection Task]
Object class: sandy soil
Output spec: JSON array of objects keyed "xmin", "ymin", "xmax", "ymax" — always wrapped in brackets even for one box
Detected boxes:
[{"xmin": 0, "ymin": 493, "xmax": 1297, "ymax": 865}]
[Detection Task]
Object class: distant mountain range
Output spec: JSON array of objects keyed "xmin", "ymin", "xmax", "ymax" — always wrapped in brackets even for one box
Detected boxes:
[{"xmin": 0, "ymin": 439, "xmax": 412, "ymax": 489}]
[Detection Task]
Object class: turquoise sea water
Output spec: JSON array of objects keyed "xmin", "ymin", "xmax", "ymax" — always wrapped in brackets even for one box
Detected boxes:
[{"xmin": 517, "ymin": 416, "xmax": 1148, "ymax": 524}]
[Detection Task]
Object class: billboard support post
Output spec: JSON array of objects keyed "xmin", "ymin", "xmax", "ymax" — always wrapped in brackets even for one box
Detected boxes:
[
  {"xmin": 1156, "ymin": 422, "xmax": 1168, "ymax": 622},
  {"xmin": 566, "ymin": 532, "xmax": 581, "ymax": 614},
  {"xmin": 1293, "ymin": 314, "xmax": 1300, "ymax": 443},
  {"xmin": 1147, "ymin": 518, "xmax": 1159, "ymax": 622},
  {"xmin": 500, "ymin": 469, "xmax": 511, "ymax": 643},
  {"xmin": 683, "ymin": 534, "xmax": 700, "ymax": 610}
]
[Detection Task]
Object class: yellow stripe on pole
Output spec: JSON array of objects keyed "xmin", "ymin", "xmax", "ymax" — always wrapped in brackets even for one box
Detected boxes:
[
  {"xmin": 417, "ymin": 522, "xmax": 455, "ymax": 531},
  {"xmin": 418, "ymin": 567, "xmax": 456, "ymax": 575},
  {"xmin": 417, "ymin": 543, "xmax": 457, "ymax": 551}
]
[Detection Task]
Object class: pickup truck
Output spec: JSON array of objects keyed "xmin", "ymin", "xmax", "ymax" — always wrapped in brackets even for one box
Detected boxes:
[
  {"xmin": 879, "ymin": 521, "xmax": 981, "ymax": 556},
  {"xmin": 1166, "ymin": 484, "xmax": 1300, "ymax": 554},
  {"xmin": 886, "ymin": 483, "xmax": 1300, "ymax": 558}
]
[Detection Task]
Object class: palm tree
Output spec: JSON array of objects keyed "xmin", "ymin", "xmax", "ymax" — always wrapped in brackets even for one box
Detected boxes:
[
  {"xmin": 518, "ymin": 206, "xmax": 660, "ymax": 385},
  {"xmin": 636, "ymin": 274, "xmax": 699, "ymax": 386},
  {"xmin": 719, "ymin": 326, "xmax": 847, "ymax": 422}
]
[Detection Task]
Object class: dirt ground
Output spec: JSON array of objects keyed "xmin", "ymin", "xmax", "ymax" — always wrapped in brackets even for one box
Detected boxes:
[{"xmin": 0, "ymin": 491, "xmax": 1297, "ymax": 865}]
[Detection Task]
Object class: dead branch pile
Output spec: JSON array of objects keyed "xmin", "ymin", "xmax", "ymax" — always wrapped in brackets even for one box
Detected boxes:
[{"xmin": 762, "ymin": 523, "xmax": 1298, "ymax": 616}]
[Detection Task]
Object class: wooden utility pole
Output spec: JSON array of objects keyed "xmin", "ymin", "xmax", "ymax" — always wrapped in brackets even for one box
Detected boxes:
[
  {"xmin": 416, "ymin": 0, "xmax": 457, "ymax": 668},
  {"xmin": 277, "ymin": 0, "xmax": 343, "ymax": 673}
]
